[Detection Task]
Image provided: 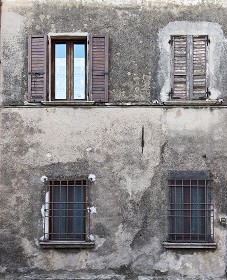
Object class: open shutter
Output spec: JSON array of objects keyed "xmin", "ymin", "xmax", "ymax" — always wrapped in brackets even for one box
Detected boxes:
[
  {"xmin": 89, "ymin": 35, "xmax": 109, "ymax": 102},
  {"xmin": 171, "ymin": 36, "xmax": 187, "ymax": 99},
  {"xmin": 192, "ymin": 35, "xmax": 208, "ymax": 99},
  {"xmin": 28, "ymin": 35, "xmax": 47, "ymax": 102}
]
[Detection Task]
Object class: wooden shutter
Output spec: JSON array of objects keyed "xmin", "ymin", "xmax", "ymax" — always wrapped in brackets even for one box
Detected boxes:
[
  {"xmin": 192, "ymin": 36, "xmax": 208, "ymax": 99},
  {"xmin": 89, "ymin": 35, "xmax": 109, "ymax": 102},
  {"xmin": 171, "ymin": 35, "xmax": 208, "ymax": 100},
  {"xmin": 28, "ymin": 35, "xmax": 47, "ymax": 102},
  {"xmin": 172, "ymin": 36, "xmax": 187, "ymax": 99}
]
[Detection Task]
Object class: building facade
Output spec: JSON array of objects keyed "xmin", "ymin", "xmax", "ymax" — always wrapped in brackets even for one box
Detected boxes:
[{"xmin": 1, "ymin": 0, "xmax": 227, "ymax": 279}]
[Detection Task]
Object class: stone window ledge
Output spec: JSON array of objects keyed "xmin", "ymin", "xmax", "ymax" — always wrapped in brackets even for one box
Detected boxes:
[
  {"xmin": 162, "ymin": 100, "xmax": 222, "ymax": 106},
  {"xmin": 41, "ymin": 101, "xmax": 95, "ymax": 106},
  {"xmin": 39, "ymin": 241, "xmax": 95, "ymax": 249},
  {"xmin": 163, "ymin": 242, "xmax": 217, "ymax": 249}
]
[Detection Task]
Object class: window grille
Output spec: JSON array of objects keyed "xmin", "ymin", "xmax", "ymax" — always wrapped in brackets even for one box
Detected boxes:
[
  {"xmin": 168, "ymin": 178, "xmax": 214, "ymax": 243},
  {"xmin": 43, "ymin": 179, "xmax": 90, "ymax": 241}
]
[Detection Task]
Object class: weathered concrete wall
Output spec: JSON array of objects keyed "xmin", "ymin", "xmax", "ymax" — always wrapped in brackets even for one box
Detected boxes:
[
  {"xmin": 2, "ymin": 0, "xmax": 227, "ymax": 279},
  {"xmin": 2, "ymin": 0, "xmax": 227, "ymax": 104},
  {"xmin": 1, "ymin": 107, "xmax": 227, "ymax": 279}
]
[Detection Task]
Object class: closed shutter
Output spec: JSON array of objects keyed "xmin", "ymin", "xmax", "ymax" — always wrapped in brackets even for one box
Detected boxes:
[
  {"xmin": 192, "ymin": 36, "xmax": 208, "ymax": 99},
  {"xmin": 172, "ymin": 36, "xmax": 187, "ymax": 99},
  {"xmin": 171, "ymin": 35, "xmax": 208, "ymax": 100},
  {"xmin": 28, "ymin": 35, "xmax": 47, "ymax": 102},
  {"xmin": 89, "ymin": 35, "xmax": 109, "ymax": 102}
]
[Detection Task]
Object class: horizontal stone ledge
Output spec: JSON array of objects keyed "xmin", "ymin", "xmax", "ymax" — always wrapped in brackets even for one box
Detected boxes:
[
  {"xmin": 41, "ymin": 101, "xmax": 95, "ymax": 106},
  {"xmin": 163, "ymin": 242, "xmax": 217, "ymax": 249},
  {"xmin": 39, "ymin": 241, "xmax": 95, "ymax": 249},
  {"xmin": 162, "ymin": 100, "xmax": 222, "ymax": 106}
]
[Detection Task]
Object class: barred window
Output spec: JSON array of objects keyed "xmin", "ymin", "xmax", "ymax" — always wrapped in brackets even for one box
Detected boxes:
[
  {"xmin": 43, "ymin": 179, "xmax": 90, "ymax": 241},
  {"xmin": 168, "ymin": 171, "xmax": 214, "ymax": 243}
]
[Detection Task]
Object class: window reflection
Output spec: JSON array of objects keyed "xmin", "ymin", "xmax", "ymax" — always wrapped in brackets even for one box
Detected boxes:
[
  {"xmin": 74, "ymin": 44, "xmax": 85, "ymax": 100},
  {"xmin": 55, "ymin": 44, "xmax": 66, "ymax": 99}
]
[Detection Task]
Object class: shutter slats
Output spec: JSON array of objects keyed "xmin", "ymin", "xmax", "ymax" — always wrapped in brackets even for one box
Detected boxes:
[
  {"xmin": 172, "ymin": 36, "xmax": 187, "ymax": 99},
  {"xmin": 89, "ymin": 35, "xmax": 109, "ymax": 102},
  {"xmin": 192, "ymin": 36, "xmax": 207, "ymax": 99},
  {"xmin": 28, "ymin": 35, "xmax": 47, "ymax": 102},
  {"xmin": 171, "ymin": 35, "xmax": 208, "ymax": 100}
]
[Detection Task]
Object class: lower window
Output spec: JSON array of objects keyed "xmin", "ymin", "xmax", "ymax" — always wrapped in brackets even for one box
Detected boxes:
[
  {"xmin": 168, "ymin": 172, "xmax": 214, "ymax": 243},
  {"xmin": 43, "ymin": 179, "xmax": 89, "ymax": 241}
]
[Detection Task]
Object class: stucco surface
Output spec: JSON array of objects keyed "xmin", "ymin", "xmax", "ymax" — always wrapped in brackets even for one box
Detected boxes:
[
  {"xmin": 1, "ymin": 107, "xmax": 227, "ymax": 279},
  {"xmin": 2, "ymin": 0, "xmax": 227, "ymax": 104},
  {"xmin": 2, "ymin": 0, "xmax": 227, "ymax": 279}
]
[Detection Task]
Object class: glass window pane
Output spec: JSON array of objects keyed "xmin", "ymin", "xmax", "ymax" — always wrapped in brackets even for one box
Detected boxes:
[
  {"xmin": 55, "ymin": 44, "xmax": 66, "ymax": 99},
  {"xmin": 74, "ymin": 44, "xmax": 86, "ymax": 100}
]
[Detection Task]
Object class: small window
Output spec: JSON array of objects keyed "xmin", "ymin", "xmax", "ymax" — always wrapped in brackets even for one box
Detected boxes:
[
  {"xmin": 170, "ymin": 35, "xmax": 209, "ymax": 100},
  {"xmin": 167, "ymin": 172, "xmax": 214, "ymax": 243},
  {"xmin": 43, "ymin": 179, "xmax": 90, "ymax": 242}
]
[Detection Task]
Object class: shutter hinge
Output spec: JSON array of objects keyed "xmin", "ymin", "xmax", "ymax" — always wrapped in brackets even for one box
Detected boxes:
[
  {"xmin": 28, "ymin": 71, "xmax": 45, "ymax": 76},
  {"xmin": 169, "ymin": 88, "xmax": 173, "ymax": 98},
  {"xmin": 206, "ymin": 88, "xmax": 211, "ymax": 97},
  {"xmin": 206, "ymin": 37, "xmax": 210, "ymax": 46},
  {"xmin": 168, "ymin": 37, "xmax": 173, "ymax": 45}
]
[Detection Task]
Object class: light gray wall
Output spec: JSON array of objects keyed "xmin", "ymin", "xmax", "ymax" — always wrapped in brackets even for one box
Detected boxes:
[
  {"xmin": 2, "ymin": 0, "xmax": 227, "ymax": 104},
  {"xmin": 2, "ymin": 0, "xmax": 227, "ymax": 279},
  {"xmin": 1, "ymin": 107, "xmax": 227, "ymax": 279}
]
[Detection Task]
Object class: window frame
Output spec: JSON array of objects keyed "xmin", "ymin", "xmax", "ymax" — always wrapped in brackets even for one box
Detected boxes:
[
  {"xmin": 28, "ymin": 33, "xmax": 109, "ymax": 104},
  {"xmin": 40, "ymin": 178, "xmax": 95, "ymax": 248},
  {"xmin": 164, "ymin": 171, "xmax": 216, "ymax": 249},
  {"xmin": 49, "ymin": 33, "xmax": 89, "ymax": 102}
]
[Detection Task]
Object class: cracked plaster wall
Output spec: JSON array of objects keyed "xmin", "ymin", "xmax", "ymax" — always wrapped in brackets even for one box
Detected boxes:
[
  {"xmin": 1, "ymin": 107, "xmax": 227, "ymax": 279},
  {"xmin": 2, "ymin": 0, "xmax": 227, "ymax": 279},
  {"xmin": 3, "ymin": 0, "xmax": 227, "ymax": 104}
]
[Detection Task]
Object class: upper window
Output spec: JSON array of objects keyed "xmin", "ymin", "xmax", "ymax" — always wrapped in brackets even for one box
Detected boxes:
[
  {"xmin": 169, "ymin": 35, "xmax": 209, "ymax": 100},
  {"xmin": 167, "ymin": 171, "xmax": 214, "ymax": 243},
  {"xmin": 52, "ymin": 39, "xmax": 87, "ymax": 101},
  {"xmin": 28, "ymin": 34, "xmax": 109, "ymax": 103}
]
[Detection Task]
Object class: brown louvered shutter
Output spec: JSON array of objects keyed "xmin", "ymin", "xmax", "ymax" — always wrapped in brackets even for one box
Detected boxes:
[
  {"xmin": 28, "ymin": 35, "xmax": 47, "ymax": 102},
  {"xmin": 192, "ymin": 35, "xmax": 208, "ymax": 99},
  {"xmin": 89, "ymin": 35, "xmax": 109, "ymax": 102},
  {"xmin": 171, "ymin": 35, "xmax": 208, "ymax": 100},
  {"xmin": 172, "ymin": 36, "xmax": 187, "ymax": 99}
]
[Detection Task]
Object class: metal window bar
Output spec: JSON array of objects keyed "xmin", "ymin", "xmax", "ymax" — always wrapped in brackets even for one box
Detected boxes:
[
  {"xmin": 43, "ymin": 179, "xmax": 90, "ymax": 241},
  {"xmin": 168, "ymin": 179, "xmax": 214, "ymax": 243}
]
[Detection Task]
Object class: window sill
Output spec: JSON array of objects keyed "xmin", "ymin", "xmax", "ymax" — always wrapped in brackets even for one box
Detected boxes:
[
  {"xmin": 39, "ymin": 241, "xmax": 95, "ymax": 249},
  {"xmin": 41, "ymin": 101, "xmax": 95, "ymax": 106},
  {"xmin": 163, "ymin": 242, "xmax": 217, "ymax": 249},
  {"xmin": 162, "ymin": 100, "xmax": 222, "ymax": 106}
]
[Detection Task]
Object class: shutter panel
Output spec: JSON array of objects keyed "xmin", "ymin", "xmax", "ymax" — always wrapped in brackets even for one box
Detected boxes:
[
  {"xmin": 172, "ymin": 36, "xmax": 187, "ymax": 99},
  {"xmin": 28, "ymin": 35, "xmax": 47, "ymax": 102},
  {"xmin": 192, "ymin": 36, "xmax": 208, "ymax": 99},
  {"xmin": 89, "ymin": 35, "xmax": 109, "ymax": 102}
]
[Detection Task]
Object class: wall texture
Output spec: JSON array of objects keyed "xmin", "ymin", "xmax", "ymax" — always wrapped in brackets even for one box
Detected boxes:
[{"xmin": 2, "ymin": 0, "xmax": 227, "ymax": 279}]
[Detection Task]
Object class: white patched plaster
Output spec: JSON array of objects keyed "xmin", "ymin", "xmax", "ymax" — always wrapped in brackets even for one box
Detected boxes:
[
  {"xmin": 3, "ymin": 0, "xmax": 227, "ymax": 7},
  {"xmin": 40, "ymin": 175, "xmax": 48, "ymax": 183},
  {"xmin": 88, "ymin": 174, "xmax": 96, "ymax": 182},
  {"xmin": 158, "ymin": 22, "xmax": 224, "ymax": 101},
  {"xmin": 89, "ymin": 234, "xmax": 95, "ymax": 241},
  {"xmin": 89, "ymin": 206, "xmax": 97, "ymax": 214}
]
